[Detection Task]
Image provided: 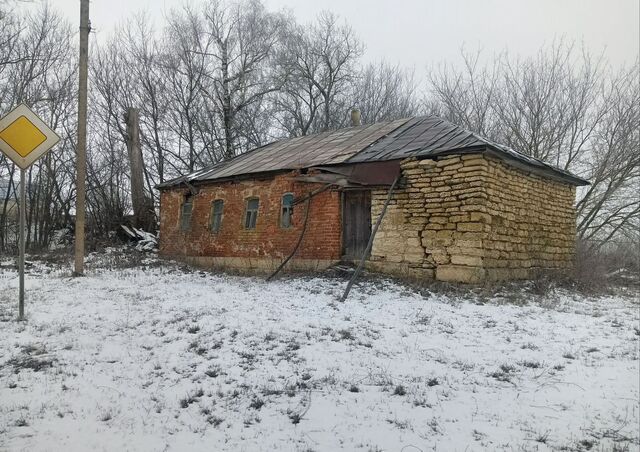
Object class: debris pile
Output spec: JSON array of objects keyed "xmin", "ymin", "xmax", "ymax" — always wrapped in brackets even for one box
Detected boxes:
[
  {"xmin": 121, "ymin": 225, "xmax": 157, "ymax": 252},
  {"xmin": 48, "ymin": 228, "xmax": 72, "ymax": 250}
]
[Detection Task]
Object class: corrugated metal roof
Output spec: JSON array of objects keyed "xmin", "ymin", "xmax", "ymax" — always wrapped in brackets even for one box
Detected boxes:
[
  {"xmin": 158, "ymin": 116, "xmax": 589, "ymax": 188},
  {"xmin": 348, "ymin": 116, "xmax": 486, "ymax": 162},
  {"xmin": 165, "ymin": 119, "xmax": 409, "ymax": 186},
  {"xmin": 349, "ymin": 116, "xmax": 588, "ymax": 185}
]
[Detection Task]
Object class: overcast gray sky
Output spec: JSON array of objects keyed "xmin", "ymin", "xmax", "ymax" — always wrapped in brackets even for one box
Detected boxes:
[{"xmin": 46, "ymin": 0, "xmax": 639, "ymax": 70}]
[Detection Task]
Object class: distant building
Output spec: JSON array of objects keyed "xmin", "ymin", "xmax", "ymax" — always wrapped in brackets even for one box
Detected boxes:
[{"xmin": 157, "ymin": 116, "xmax": 588, "ymax": 283}]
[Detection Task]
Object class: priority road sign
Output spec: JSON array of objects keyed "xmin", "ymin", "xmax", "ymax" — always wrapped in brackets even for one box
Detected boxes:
[
  {"xmin": 0, "ymin": 103, "xmax": 60, "ymax": 320},
  {"xmin": 0, "ymin": 104, "xmax": 60, "ymax": 170}
]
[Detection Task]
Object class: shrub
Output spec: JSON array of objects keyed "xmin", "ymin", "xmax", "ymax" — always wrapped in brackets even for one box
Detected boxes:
[
  {"xmin": 572, "ymin": 239, "xmax": 639, "ymax": 292},
  {"xmin": 427, "ymin": 377, "xmax": 439, "ymax": 387},
  {"xmin": 249, "ymin": 398, "xmax": 265, "ymax": 410},
  {"xmin": 393, "ymin": 385, "xmax": 406, "ymax": 396}
]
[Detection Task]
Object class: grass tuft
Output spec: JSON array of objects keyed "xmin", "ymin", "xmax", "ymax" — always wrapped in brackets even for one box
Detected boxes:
[{"xmin": 393, "ymin": 385, "xmax": 406, "ymax": 396}]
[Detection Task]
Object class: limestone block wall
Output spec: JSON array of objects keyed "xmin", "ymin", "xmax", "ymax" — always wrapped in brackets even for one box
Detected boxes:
[
  {"xmin": 481, "ymin": 157, "xmax": 576, "ymax": 281},
  {"xmin": 368, "ymin": 153, "xmax": 577, "ymax": 283}
]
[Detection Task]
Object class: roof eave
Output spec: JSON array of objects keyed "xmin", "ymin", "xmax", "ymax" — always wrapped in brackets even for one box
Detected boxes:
[
  {"xmin": 417, "ymin": 146, "xmax": 589, "ymax": 186},
  {"xmin": 157, "ymin": 168, "xmax": 299, "ymax": 190},
  {"xmin": 483, "ymin": 146, "xmax": 589, "ymax": 186},
  {"xmin": 156, "ymin": 176, "xmax": 186, "ymax": 190}
]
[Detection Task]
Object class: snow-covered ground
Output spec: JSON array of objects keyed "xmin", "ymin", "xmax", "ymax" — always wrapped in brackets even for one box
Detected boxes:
[{"xmin": 0, "ymin": 251, "xmax": 638, "ymax": 452}]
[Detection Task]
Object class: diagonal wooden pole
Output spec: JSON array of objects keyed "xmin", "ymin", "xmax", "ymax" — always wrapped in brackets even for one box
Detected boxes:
[
  {"xmin": 340, "ymin": 175, "xmax": 400, "ymax": 302},
  {"xmin": 266, "ymin": 196, "xmax": 311, "ymax": 282}
]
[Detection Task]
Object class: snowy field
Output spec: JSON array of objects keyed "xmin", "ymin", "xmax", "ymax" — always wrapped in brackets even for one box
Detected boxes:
[{"xmin": 0, "ymin": 251, "xmax": 638, "ymax": 452}]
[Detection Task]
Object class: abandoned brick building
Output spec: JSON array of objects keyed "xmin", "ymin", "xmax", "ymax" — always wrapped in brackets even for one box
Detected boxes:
[{"xmin": 157, "ymin": 116, "xmax": 589, "ymax": 283}]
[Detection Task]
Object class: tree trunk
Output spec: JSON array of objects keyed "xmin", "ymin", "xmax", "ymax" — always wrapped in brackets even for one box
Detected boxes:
[
  {"xmin": 126, "ymin": 107, "xmax": 154, "ymax": 230},
  {"xmin": 221, "ymin": 40, "xmax": 234, "ymax": 160}
]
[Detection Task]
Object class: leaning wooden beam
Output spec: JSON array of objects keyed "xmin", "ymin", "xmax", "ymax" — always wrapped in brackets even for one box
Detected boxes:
[
  {"xmin": 266, "ymin": 196, "xmax": 311, "ymax": 282},
  {"xmin": 339, "ymin": 175, "xmax": 401, "ymax": 302},
  {"xmin": 291, "ymin": 183, "xmax": 333, "ymax": 206},
  {"xmin": 266, "ymin": 183, "xmax": 333, "ymax": 281},
  {"xmin": 174, "ymin": 175, "xmax": 199, "ymax": 195}
]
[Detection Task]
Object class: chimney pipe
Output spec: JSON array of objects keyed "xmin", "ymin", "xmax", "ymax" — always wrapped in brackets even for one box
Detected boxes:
[{"xmin": 350, "ymin": 108, "xmax": 361, "ymax": 127}]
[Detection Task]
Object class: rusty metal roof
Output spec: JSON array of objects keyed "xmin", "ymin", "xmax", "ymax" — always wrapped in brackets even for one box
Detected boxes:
[
  {"xmin": 160, "ymin": 119, "xmax": 409, "ymax": 187},
  {"xmin": 158, "ymin": 116, "xmax": 588, "ymax": 188},
  {"xmin": 349, "ymin": 116, "xmax": 589, "ymax": 185},
  {"xmin": 348, "ymin": 116, "xmax": 487, "ymax": 162}
]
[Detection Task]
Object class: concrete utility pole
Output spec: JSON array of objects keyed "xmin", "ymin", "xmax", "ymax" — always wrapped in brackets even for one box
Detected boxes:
[{"xmin": 74, "ymin": 0, "xmax": 89, "ymax": 275}]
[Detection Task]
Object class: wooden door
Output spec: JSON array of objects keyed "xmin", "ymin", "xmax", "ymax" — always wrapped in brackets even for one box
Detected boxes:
[{"xmin": 342, "ymin": 190, "xmax": 371, "ymax": 260}]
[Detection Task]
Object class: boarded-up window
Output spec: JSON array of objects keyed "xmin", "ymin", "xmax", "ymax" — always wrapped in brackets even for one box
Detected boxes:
[
  {"xmin": 281, "ymin": 193, "xmax": 294, "ymax": 228},
  {"xmin": 210, "ymin": 199, "xmax": 224, "ymax": 233},
  {"xmin": 244, "ymin": 198, "xmax": 259, "ymax": 229},
  {"xmin": 180, "ymin": 195, "xmax": 193, "ymax": 231}
]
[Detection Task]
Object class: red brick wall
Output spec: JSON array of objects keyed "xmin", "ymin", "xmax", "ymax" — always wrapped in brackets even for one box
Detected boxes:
[{"xmin": 158, "ymin": 172, "xmax": 342, "ymax": 261}]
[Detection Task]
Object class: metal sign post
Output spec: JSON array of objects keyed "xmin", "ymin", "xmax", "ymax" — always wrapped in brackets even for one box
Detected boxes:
[
  {"xmin": 18, "ymin": 169, "xmax": 25, "ymax": 319},
  {"xmin": 0, "ymin": 103, "xmax": 60, "ymax": 320}
]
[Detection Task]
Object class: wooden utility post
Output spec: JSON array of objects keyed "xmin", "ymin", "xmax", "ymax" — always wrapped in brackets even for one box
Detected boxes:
[
  {"xmin": 126, "ymin": 108, "xmax": 148, "ymax": 229},
  {"xmin": 74, "ymin": 0, "xmax": 89, "ymax": 275}
]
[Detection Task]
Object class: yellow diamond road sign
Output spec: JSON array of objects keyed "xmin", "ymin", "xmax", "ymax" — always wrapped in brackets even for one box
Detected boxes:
[{"xmin": 0, "ymin": 104, "xmax": 60, "ymax": 170}]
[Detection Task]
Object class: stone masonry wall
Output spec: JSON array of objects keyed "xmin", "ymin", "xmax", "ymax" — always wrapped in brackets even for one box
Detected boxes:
[
  {"xmin": 368, "ymin": 153, "xmax": 577, "ymax": 283},
  {"xmin": 159, "ymin": 172, "xmax": 342, "ymax": 272},
  {"xmin": 481, "ymin": 156, "xmax": 576, "ymax": 281}
]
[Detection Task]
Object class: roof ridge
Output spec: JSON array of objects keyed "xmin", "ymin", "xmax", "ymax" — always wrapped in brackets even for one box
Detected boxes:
[{"xmin": 345, "ymin": 117, "xmax": 413, "ymax": 163}]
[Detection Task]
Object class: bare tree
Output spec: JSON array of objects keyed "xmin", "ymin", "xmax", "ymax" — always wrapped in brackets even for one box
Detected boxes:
[
  {"xmin": 428, "ymin": 48, "xmax": 501, "ymax": 139},
  {"xmin": 197, "ymin": 0, "xmax": 289, "ymax": 159},
  {"xmin": 353, "ymin": 62, "xmax": 420, "ymax": 124},
  {"xmin": 0, "ymin": 5, "xmax": 77, "ymax": 250},
  {"xmin": 276, "ymin": 11, "xmax": 364, "ymax": 136},
  {"xmin": 122, "ymin": 14, "xmax": 171, "ymax": 186},
  {"xmin": 162, "ymin": 6, "xmax": 210, "ymax": 172},
  {"xmin": 90, "ymin": 34, "xmax": 136, "ymax": 232},
  {"xmin": 494, "ymin": 42, "xmax": 605, "ymax": 165},
  {"xmin": 2, "ymin": 1, "xmax": 634, "ymax": 252},
  {"xmin": 427, "ymin": 42, "xmax": 639, "ymax": 245},
  {"xmin": 576, "ymin": 63, "xmax": 639, "ymax": 247},
  {"xmin": 0, "ymin": 3, "xmax": 22, "ymax": 82}
]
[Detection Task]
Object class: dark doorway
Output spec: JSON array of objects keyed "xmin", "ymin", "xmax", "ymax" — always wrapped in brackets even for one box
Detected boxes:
[{"xmin": 342, "ymin": 190, "xmax": 371, "ymax": 260}]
